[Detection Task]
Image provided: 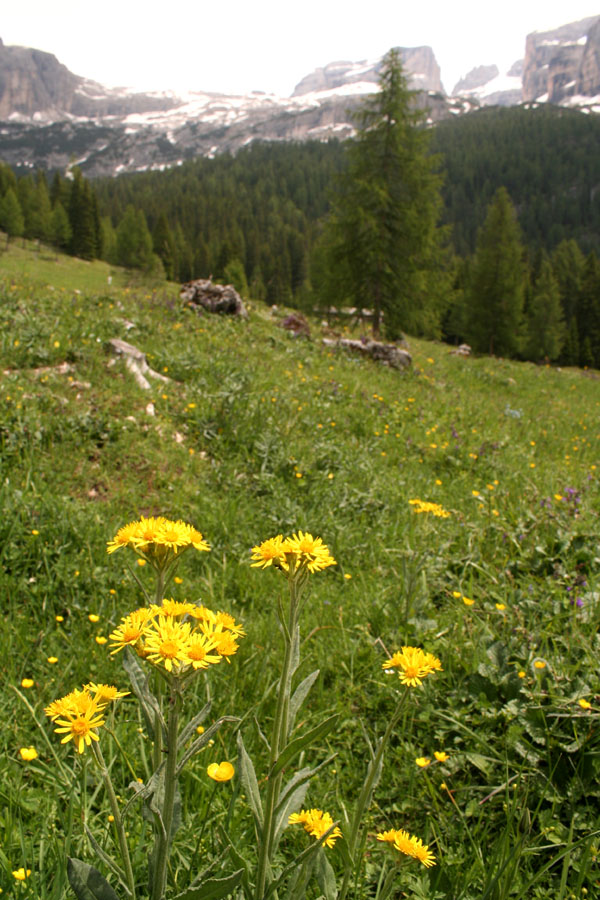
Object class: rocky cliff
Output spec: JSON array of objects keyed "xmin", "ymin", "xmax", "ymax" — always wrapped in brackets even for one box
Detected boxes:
[
  {"xmin": 0, "ymin": 38, "xmax": 178, "ymax": 120},
  {"xmin": 292, "ymin": 46, "xmax": 443, "ymax": 96},
  {"xmin": 522, "ymin": 15, "xmax": 600, "ymax": 102}
]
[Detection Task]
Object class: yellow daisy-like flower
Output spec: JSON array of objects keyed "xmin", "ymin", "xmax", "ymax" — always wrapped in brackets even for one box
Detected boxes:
[
  {"xmin": 250, "ymin": 535, "xmax": 287, "ymax": 569},
  {"xmin": 288, "ymin": 808, "xmax": 342, "ymax": 848},
  {"xmin": 109, "ymin": 608, "xmax": 155, "ymax": 654},
  {"xmin": 382, "ymin": 646, "xmax": 443, "ymax": 687},
  {"xmin": 284, "ymin": 531, "xmax": 337, "ymax": 573},
  {"xmin": 578, "ymin": 698, "xmax": 592, "ymax": 710},
  {"xmin": 211, "ymin": 630, "xmax": 240, "ymax": 661},
  {"xmin": 184, "ymin": 634, "xmax": 222, "ymax": 670},
  {"xmin": 85, "ymin": 683, "xmax": 130, "ymax": 706},
  {"xmin": 156, "ymin": 598, "xmax": 199, "ymax": 618},
  {"xmin": 143, "ymin": 616, "xmax": 191, "ymax": 672},
  {"xmin": 207, "ymin": 761, "xmax": 235, "ymax": 782},
  {"xmin": 21, "ymin": 678, "xmax": 34, "ymax": 689},
  {"xmin": 375, "ymin": 828, "xmax": 436, "ymax": 868},
  {"xmin": 434, "ymin": 751, "xmax": 449, "ymax": 762},
  {"xmin": 44, "ymin": 687, "xmax": 96, "ymax": 721},
  {"xmin": 155, "ymin": 519, "xmax": 192, "ymax": 553},
  {"xmin": 214, "ymin": 611, "xmax": 246, "ymax": 636},
  {"xmin": 107, "ymin": 516, "xmax": 210, "ymax": 565},
  {"xmin": 408, "ymin": 498, "xmax": 451, "ymax": 518},
  {"xmin": 416, "ymin": 756, "xmax": 431, "ymax": 768},
  {"xmin": 106, "ymin": 519, "xmax": 141, "ymax": 554},
  {"xmin": 19, "ymin": 747, "xmax": 38, "ymax": 761},
  {"xmin": 53, "ymin": 701, "xmax": 106, "ymax": 754}
]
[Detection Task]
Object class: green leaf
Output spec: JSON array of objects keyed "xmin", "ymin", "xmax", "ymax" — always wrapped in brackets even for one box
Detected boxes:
[
  {"xmin": 176, "ymin": 716, "xmax": 239, "ymax": 776},
  {"xmin": 289, "ymin": 670, "xmax": 320, "ymax": 730},
  {"xmin": 270, "ymin": 714, "xmax": 339, "ymax": 778},
  {"xmin": 315, "ymin": 847, "xmax": 338, "ymax": 900},
  {"xmin": 173, "ymin": 869, "xmax": 244, "ymax": 900},
  {"xmin": 237, "ymin": 732, "xmax": 263, "ymax": 831},
  {"xmin": 178, "ymin": 700, "xmax": 212, "ymax": 748},
  {"xmin": 83, "ymin": 825, "xmax": 127, "ymax": 887},
  {"xmin": 273, "ymin": 755, "xmax": 336, "ymax": 850},
  {"xmin": 67, "ymin": 858, "xmax": 121, "ymax": 900},
  {"xmin": 122, "ymin": 648, "xmax": 165, "ymax": 741}
]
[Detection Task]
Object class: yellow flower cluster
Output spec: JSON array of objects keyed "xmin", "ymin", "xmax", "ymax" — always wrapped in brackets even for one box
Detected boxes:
[
  {"xmin": 376, "ymin": 828, "xmax": 436, "ymax": 867},
  {"xmin": 250, "ymin": 531, "xmax": 336, "ymax": 574},
  {"xmin": 382, "ymin": 646, "xmax": 442, "ymax": 687},
  {"xmin": 288, "ymin": 808, "xmax": 342, "ymax": 848},
  {"xmin": 408, "ymin": 499, "xmax": 451, "ymax": 518},
  {"xmin": 45, "ymin": 683, "xmax": 128, "ymax": 754},
  {"xmin": 109, "ymin": 600, "xmax": 244, "ymax": 673},
  {"xmin": 107, "ymin": 516, "xmax": 209, "ymax": 561}
]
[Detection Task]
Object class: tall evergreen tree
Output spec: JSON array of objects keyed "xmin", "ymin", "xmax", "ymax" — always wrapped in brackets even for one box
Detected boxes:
[
  {"xmin": 577, "ymin": 253, "xmax": 600, "ymax": 367},
  {"xmin": 115, "ymin": 205, "xmax": 154, "ymax": 270},
  {"xmin": 50, "ymin": 201, "xmax": 72, "ymax": 250},
  {"xmin": 466, "ymin": 187, "xmax": 526, "ymax": 357},
  {"xmin": 526, "ymin": 257, "xmax": 565, "ymax": 361},
  {"xmin": 152, "ymin": 213, "xmax": 177, "ymax": 280},
  {"xmin": 319, "ymin": 48, "xmax": 450, "ymax": 338},
  {"xmin": 0, "ymin": 187, "xmax": 25, "ymax": 244},
  {"xmin": 69, "ymin": 173, "xmax": 97, "ymax": 260}
]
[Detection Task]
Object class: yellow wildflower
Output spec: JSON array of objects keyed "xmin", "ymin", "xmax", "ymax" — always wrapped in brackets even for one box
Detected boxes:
[
  {"xmin": 19, "ymin": 747, "xmax": 38, "ymax": 761},
  {"xmin": 416, "ymin": 757, "xmax": 431, "ymax": 768},
  {"xmin": 376, "ymin": 828, "xmax": 436, "ymax": 867},
  {"xmin": 289, "ymin": 808, "xmax": 342, "ymax": 848},
  {"xmin": 382, "ymin": 646, "xmax": 442, "ymax": 687},
  {"xmin": 207, "ymin": 761, "xmax": 235, "ymax": 782}
]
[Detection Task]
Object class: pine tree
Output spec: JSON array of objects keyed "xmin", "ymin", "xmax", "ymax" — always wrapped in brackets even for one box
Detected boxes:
[
  {"xmin": 466, "ymin": 187, "xmax": 526, "ymax": 357},
  {"xmin": 115, "ymin": 206, "xmax": 154, "ymax": 271},
  {"xmin": 0, "ymin": 187, "xmax": 25, "ymax": 244},
  {"xmin": 69, "ymin": 173, "xmax": 97, "ymax": 260},
  {"xmin": 152, "ymin": 213, "xmax": 177, "ymax": 280},
  {"xmin": 577, "ymin": 252, "xmax": 600, "ymax": 367},
  {"xmin": 526, "ymin": 257, "xmax": 565, "ymax": 361},
  {"xmin": 50, "ymin": 201, "xmax": 72, "ymax": 250},
  {"xmin": 320, "ymin": 48, "xmax": 449, "ymax": 339}
]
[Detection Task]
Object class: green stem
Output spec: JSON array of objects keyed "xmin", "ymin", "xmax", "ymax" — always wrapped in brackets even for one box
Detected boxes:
[
  {"xmin": 91, "ymin": 741, "xmax": 136, "ymax": 900},
  {"xmin": 254, "ymin": 574, "xmax": 300, "ymax": 900},
  {"xmin": 152, "ymin": 682, "xmax": 181, "ymax": 900},
  {"xmin": 338, "ymin": 689, "xmax": 409, "ymax": 900}
]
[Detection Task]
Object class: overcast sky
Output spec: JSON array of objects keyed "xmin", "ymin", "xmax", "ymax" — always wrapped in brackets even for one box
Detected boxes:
[{"xmin": 2, "ymin": 1, "xmax": 599, "ymax": 97}]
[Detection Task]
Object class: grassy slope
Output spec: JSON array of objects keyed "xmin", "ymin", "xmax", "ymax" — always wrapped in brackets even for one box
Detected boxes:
[{"xmin": 1, "ymin": 241, "xmax": 599, "ymax": 898}]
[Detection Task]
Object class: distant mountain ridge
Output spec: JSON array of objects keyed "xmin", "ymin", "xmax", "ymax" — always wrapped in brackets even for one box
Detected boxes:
[{"xmin": 1, "ymin": 15, "xmax": 600, "ymax": 177}]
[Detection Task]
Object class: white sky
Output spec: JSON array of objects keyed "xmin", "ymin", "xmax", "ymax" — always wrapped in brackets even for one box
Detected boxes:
[{"xmin": 2, "ymin": 1, "xmax": 599, "ymax": 96}]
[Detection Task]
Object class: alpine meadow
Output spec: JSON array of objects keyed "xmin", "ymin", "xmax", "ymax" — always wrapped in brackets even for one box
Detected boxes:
[{"xmin": 1, "ymin": 48, "xmax": 600, "ymax": 900}]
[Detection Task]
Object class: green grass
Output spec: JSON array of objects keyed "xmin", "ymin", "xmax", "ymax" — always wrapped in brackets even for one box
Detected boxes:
[{"xmin": 1, "ymin": 239, "xmax": 599, "ymax": 899}]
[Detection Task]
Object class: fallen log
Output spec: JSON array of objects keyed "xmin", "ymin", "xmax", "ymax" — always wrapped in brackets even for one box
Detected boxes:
[
  {"xmin": 108, "ymin": 338, "xmax": 171, "ymax": 391},
  {"xmin": 322, "ymin": 337, "xmax": 411, "ymax": 369}
]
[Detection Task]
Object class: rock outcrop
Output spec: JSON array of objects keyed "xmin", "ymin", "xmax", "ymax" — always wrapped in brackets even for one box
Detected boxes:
[
  {"xmin": 522, "ymin": 15, "xmax": 600, "ymax": 103},
  {"xmin": 292, "ymin": 46, "xmax": 443, "ymax": 96},
  {"xmin": 0, "ymin": 39, "xmax": 179, "ymax": 120},
  {"xmin": 180, "ymin": 279, "xmax": 248, "ymax": 318}
]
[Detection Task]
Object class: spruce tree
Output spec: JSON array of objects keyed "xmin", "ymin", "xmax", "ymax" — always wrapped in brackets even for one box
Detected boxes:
[
  {"xmin": 50, "ymin": 202, "xmax": 72, "ymax": 250},
  {"xmin": 466, "ymin": 187, "xmax": 525, "ymax": 357},
  {"xmin": 320, "ymin": 48, "xmax": 449, "ymax": 339},
  {"xmin": 0, "ymin": 187, "xmax": 25, "ymax": 244},
  {"xmin": 577, "ymin": 253, "xmax": 600, "ymax": 367},
  {"xmin": 115, "ymin": 206, "xmax": 154, "ymax": 271},
  {"xmin": 526, "ymin": 257, "xmax": 565, "ymax": 361}
]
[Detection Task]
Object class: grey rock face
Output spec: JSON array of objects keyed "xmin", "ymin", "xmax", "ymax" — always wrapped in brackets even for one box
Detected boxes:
[
  {"xmin": 0, "ymin": 41, "xmax": 179, "ymax": 119},
  {"xmin": 522, "ymin": 15, "xmax": 600, "ymax": 102},
  {"xmin": 292, "ymin": 46, "xmax": 443, "ymax": 96},
  {"xmin": 453, "ymin": 65, "xmax": 499, "ymax": 94}
]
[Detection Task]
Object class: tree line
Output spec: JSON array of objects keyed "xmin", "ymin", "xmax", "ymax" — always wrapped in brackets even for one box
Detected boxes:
[{"xmin": 1, "ymin": 85, "xmax": 600, "ymax": 368}]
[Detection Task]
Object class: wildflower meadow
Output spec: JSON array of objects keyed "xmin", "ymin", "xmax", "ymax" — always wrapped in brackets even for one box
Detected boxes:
[{"xmin": 1, "ymin": 246, "xmax": 599, "ymax": 899}]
